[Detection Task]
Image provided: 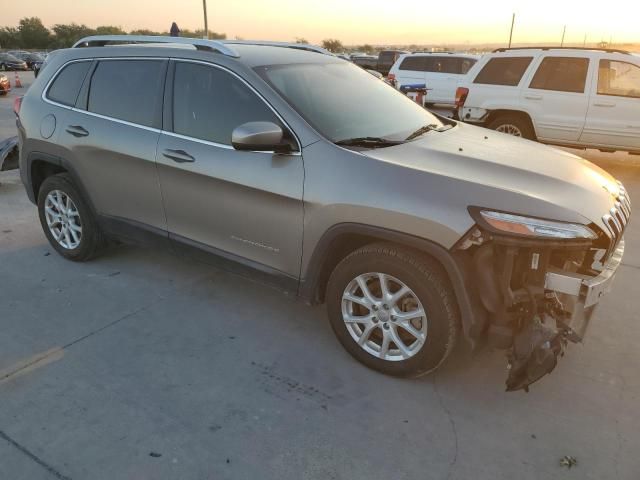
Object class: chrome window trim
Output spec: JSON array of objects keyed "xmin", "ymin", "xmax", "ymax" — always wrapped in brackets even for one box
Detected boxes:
[
  {"xmin": 41, "ymin": 56, "xmax": 303, "ymax": 155},
  {"xmin": 168, "ymin": 58, "xmax": 302, "ymax": 155},
  {"xmin": 70, "ymin": 107, "xmax": 162, "ymax": 133}
]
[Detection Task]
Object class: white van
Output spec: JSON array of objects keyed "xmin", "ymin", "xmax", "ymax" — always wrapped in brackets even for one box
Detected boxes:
[{"xmin": 388, "ymin": 53, "xmax": 479, "ymax": 106}]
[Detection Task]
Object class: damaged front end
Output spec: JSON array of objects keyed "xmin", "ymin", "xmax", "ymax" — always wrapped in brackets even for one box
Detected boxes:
[{"xmin": 455, "ymin": 198, "xmax": 629, "ymax": 392}]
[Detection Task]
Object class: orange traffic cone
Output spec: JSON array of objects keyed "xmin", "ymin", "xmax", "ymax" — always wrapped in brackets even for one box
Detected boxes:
[{"xmin": 14, "ymin": 71, "xmax": 23, "ymax": 88}]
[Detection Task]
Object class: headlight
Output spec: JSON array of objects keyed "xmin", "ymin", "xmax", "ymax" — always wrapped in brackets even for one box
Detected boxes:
[{"xmin": 477, "ymin": 210, "xmax": 597, "ymax": 240}]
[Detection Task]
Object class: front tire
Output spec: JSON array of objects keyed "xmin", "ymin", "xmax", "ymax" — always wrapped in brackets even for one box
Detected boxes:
[
  {"xmin": 37, "ymin": 173, "xmax": 104, "ymax": 261},
  {"xmin": 326, "ymin": 243, "xmax": 460, "ymax": 377}
]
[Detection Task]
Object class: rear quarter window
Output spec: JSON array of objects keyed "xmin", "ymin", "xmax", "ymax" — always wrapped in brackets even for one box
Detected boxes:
[
  {"xmin": 46, "ymin": 61, "xmax": 92, "ymax": 107},
  {"xmin": 399, "ymin": 57, "xmax": 428, "ymax": 72},
  {"xmin": 474, "ymin": 57, "xmax": 533, "ymax": 86}
]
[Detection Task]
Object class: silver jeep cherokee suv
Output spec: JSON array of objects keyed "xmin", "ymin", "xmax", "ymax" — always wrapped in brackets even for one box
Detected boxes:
[{"xmin": 16, "ymin": 36, "xmax": 630, "ymax": 391}]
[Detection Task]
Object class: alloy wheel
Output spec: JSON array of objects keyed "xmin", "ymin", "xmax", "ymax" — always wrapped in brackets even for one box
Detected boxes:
[
  {"xmin": 44, "ymin": 190, "xmax": 83, "ymax": 250},
  {"xmin": 341, "ymin": 272, "xmax": 427, "ymax": 361},
  {"xmin": 495, "ymin": 124, "xmax": 523, "ymax": 137}
]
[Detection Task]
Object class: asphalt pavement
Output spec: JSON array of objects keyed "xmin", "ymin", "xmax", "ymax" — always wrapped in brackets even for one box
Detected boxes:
[{"xmin": 1, "ymin": 71, "xmax": 639, "ymax": 480}]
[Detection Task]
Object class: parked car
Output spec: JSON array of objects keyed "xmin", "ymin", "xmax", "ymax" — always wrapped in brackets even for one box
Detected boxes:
[
  {"xmin": 376, "ymin": 49, "xmax": 408, "ymax": 76},
  {"xmin": 0, "ymin": 53, "xmax": 28, "ymax": 71},
  {"xmin": 351, "ymin": 54, "xmax": 378, "ymax": 70},
  {"xmin": 388, "ymin": 52, "xmax": 479, "ymax": 107},
  {"xmin": 456, "ymin": 47, "xmax": 640, "ymax": 153},
  {"xmin": 0, "ymin": 73, "xmax": 10, "ymax": 95},
  {"xmin": 16, "ymin": 35, "xmax": 630, "ymax": 391},
  {"xmin": 19, "ymin": 52, "xmax": 46, "ymax": 70}
]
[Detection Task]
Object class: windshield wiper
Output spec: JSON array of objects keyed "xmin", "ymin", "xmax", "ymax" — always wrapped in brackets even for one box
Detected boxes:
[
  {"xmin": 335, "ymin": 136, "xmax": 404, "ymax": 148},
  {"xmin": 405, "ymin": 123, "xmax": 452, "ymax": 141}
]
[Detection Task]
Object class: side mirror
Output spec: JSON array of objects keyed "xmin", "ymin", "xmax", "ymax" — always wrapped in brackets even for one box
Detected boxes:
[{"xmin": 231, "ymin": 121, "xmax": 292, "ymax": 153}]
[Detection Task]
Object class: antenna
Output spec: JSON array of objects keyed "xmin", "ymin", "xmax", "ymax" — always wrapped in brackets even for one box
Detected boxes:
[{"xmin": 560, "ymin": 25, "xmax": 566, "ymax": 47}]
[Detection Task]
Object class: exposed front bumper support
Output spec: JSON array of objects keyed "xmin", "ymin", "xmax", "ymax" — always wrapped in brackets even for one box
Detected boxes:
[{"xmin": 544, "ymin": 239, "xmax": 624, "ymax": 339}]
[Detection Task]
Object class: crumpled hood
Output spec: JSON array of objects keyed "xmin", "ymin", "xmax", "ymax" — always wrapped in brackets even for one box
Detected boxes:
[{"xmin": 362, "ymin": 122, "xmax": 623, "ymax": 235}]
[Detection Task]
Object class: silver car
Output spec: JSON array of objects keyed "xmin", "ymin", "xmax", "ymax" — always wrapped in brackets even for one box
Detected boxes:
[{"xmin": 16, "ymin": 36, "xmax": 630, "ymax": 391}]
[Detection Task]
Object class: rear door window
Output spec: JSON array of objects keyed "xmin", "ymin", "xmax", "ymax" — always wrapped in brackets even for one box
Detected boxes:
[
  {"xmin": 474, "ymin": 57, "xmax": 533, "ymax": 86},
  {"xmin": 87, "ymin": 59, "xmax": 166, "ymax": 128},
  {"xmin": 46, "ymin": 61, "xmax": 92, "ymax": 107},
  {"xmin": 529, "ymin": 57, "xmax": 589, "ymax": 93}
]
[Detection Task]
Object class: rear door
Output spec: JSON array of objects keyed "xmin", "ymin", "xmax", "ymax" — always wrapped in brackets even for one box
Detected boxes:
[
  {"xmin": 156, "ymin": 60, "xmax": 304, "ymax": 280},
  {"xmin": 60, "ymin": 58, "xmax": 167, "ymax": 230},
  {"xmin": 580, "ymin": 58, "xmax": 640, "ymax": 151},
  {"xmin": 520, "ymin": 56, "xmax": 590, "ymax": 142}
]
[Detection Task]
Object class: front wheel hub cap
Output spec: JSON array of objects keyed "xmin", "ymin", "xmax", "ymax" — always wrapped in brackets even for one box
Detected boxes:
[{"xmin": 341, "ymin": 272, "xmax": 428, "ymax": 361}]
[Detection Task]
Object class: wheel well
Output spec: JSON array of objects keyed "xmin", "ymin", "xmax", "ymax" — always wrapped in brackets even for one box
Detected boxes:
[
  {"xmin": 311, "ymin": 233, "xmax": 451, "ymax": 305},
  {"xmin": 486, "ymin": 109, "xmax": 536, "ymax": 137},
  {"xmin": 31, "ymin": 160, "xmax": 67, "ymax": 198}
]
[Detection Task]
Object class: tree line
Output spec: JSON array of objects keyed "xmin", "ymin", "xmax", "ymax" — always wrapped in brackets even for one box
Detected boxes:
[
  {"xmin": 0, "ymin": 17, "xmax": 226, "ymax": 50},
  {"xmin": 1, "ymin": 17, "xmax": 382, "ymax": 55}
]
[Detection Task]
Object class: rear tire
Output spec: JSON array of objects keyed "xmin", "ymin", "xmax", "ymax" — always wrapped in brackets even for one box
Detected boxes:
[
  {"xmin": 37, "ymin": 173, "xmax": 105, "ymax": 261},
  {"xmin": 487, "ymin": 113, "xmax": 536, "ymax": 140},
  {"xmin": 326, "ymin": 243, "xmax": 460, "ymax": 378}
]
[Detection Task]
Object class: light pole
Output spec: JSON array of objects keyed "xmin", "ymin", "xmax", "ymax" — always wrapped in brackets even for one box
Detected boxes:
[
  {"xmin": 202, "ymin": 0, "xmax": 209, "ymax": 39},
  {"xmin": 508, "ymin": 13, "xmax": 515, "ymax": 48}
]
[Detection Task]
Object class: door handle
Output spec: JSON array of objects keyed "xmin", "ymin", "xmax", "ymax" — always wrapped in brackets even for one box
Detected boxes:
[
  {"xmin": 593, "ymin": 102, "xmax": 616, "ymax": 107},
  {"xmin": 524, "ymin": 94, "xmax": 543, "ymax": 100},
  {"xmin": 162, "ymin": 149, "xmax": 195, "ymax": 163},
  {"xmin": 66, "ymin": 125, "xmax": 89, "ymax": 137}
]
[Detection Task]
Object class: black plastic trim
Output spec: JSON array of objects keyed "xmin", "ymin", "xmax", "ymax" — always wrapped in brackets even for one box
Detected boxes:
[{"xmin": 299, "ymin": 223, "xmax": 481, "ymax": 341}]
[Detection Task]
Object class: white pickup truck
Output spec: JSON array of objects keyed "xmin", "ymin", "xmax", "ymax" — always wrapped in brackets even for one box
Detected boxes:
[{"xmin": 456, "ymin": 47, "xmax": 640, "ymax": 154}]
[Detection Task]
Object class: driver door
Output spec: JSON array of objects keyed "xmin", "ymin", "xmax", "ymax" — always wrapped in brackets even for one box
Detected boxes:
[{"xmin": 156, "ymin": 60, "xmax": 304, "ymax": 282}]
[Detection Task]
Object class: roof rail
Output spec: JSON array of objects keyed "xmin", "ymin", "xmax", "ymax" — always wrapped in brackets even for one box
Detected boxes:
[
  {"xmin": 222, "ymin": 40, "xmax": 333, "ymax": 56},
  {"xmin": 493, "ymin": 46, "xmax": 630, "ymax": 55},
  {"xmin": 72, "ymin": 35, "xmax": 240, "ymax": 58}
]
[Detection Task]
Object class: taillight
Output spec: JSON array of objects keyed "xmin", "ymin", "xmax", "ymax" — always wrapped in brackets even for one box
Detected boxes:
[
  {"xmin": 387, "ymin": 73, "xmax": 397, "ymax": 88},
  {"xmin": 13, "ymin": 96, "xmax": 22, "ymax": 117},
  {"xmin": 455, "ymin": 87, "xmax": 469, "ymax": 108}
]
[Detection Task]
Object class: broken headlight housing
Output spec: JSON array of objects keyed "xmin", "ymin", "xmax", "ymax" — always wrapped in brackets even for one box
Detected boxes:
[{"xmin": 474, "ymin": 210, "xmax": 597, "ymax": 240}]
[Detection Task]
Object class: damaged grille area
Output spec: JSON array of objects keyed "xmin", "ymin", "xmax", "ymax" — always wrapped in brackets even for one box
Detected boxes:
[{"xmin": 602, "ymin": 181, "xmax": 631, "ymax": 260}]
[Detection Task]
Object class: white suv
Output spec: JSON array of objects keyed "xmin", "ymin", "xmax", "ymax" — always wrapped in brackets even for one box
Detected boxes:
[
  {"xmin": 456, "ymin": 47, "xmax": 640, "ymax": 153},
  {"xmin": 388, "ymin": 52, "xmax": 479, "ymax": 107}
]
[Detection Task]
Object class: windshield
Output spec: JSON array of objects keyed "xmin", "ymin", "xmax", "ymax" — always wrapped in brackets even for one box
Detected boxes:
[{"xmin": 255, "ymin": 62, "xmax": 445, "ymax": 143}]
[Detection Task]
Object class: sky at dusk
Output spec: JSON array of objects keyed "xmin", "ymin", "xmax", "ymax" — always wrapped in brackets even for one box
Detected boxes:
[{"xmin": 3, "ymin": 0, "xmax": 639, "ymax": 45}]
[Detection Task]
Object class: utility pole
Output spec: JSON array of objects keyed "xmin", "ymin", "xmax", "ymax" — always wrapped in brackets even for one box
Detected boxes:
[
  {"xmin": 583, "ymin": 33, "xmax": 587, "ymax": 47},
  {"xmin": 508, "ymin": 13, "xmax": 515, "ymax": 48},
  {"xmin": 560, "ymin": 25, "xmax": 566, "ymax": 47},
  {"xmin": 202, "ymin": 0, "xmax": 209, "ymax": 39}
]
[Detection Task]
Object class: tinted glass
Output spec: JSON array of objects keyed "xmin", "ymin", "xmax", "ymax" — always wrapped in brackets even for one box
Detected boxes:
[
  {"xmin": 1, "ymin": 53, "xmax": 21, "ymax": 62},
  {"xmin": 529, "ymin": 57, "xmax": 589, "ymax": 93},
  {"xmin": 257, "ymin": 62, "xmax": 444, "ymax": 143},
  {"xmin": 47, "ymin": 61, "xmax": 91, "ymax": 107},
  {"xmin": 353, "ymin": 57, "xmax": 378, "ymax": 69},
  {"xmin": 399, "ymin": 57, "xmax": 428, "ymax": 72},
  {"xmin": 173, "ymin": 62, "xmax": 281, "ymax": 145},
  {"xmin": 598, "ymin": 60, "xmax": 640, "ymax": 98},
  {"xmin": 88, "ymin": 60, "xmax": 165, "ymax": 127},
  {"xmin": 474, "ymin": 57, "xmax": 533, "ymax": 86}
]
